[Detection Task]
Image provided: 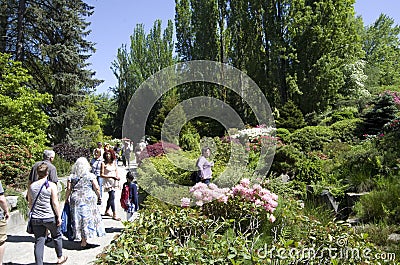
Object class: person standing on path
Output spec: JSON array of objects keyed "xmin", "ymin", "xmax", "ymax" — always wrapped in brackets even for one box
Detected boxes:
[
  {"xmin": 196, "ymin": 147, "xmax": 214, "ymax": 185},
  {"xmin": 29, "ymin": 150, "xmax": 58, "ymax": 185},
  {"xmin": 121, "ymin": 171, "xmax": 139, "ymax": 222},
  {"xmin": 90, "ymin": 148, "xmax": 104, "ymax": 201},
  {"xmin": 65, "ymin": 157, "xmax": 106, "ymax": 248},
  {"xmin": 27, "ymin": 163, "xmax": 67, "ymax": 265},
  {"xmin": 101, "ymin": 150, "xmax": 121, "ymax": 221},
  {"xmin": 0, "ymin": 180, "xmax": 9, "ymax": 265}
]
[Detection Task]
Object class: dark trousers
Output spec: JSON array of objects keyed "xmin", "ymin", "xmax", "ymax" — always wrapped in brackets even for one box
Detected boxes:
[
  {"xmin": 32, "ymin": 217, "xmax": 63, "ymax": 265},
  {"xmin": 106, "ymin": 190, "xmax": 116, "ymax": 213}
]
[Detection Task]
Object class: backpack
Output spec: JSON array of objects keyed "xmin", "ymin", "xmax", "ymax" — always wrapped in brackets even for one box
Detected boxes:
[
  {"xmin": 190, "ymin": 170, "xmax": 201, "ymax": 184},
  {"xmin": 120, "ymin": 182, "xmax": 130, "ymax": 210}
]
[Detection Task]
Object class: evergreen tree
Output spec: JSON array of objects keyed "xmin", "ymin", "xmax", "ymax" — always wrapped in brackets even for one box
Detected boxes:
[{"xmin": 2, "ymin": 0, "xmax": 100, "ymax": 144}]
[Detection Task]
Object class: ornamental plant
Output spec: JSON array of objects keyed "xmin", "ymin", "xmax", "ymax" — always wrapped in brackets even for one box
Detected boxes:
[{"xmin": 182, "ymin": 179, "xmax": 278, "ymax": 229}]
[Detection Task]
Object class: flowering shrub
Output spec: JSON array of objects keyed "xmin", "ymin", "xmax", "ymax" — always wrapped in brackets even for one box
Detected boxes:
[
  {"xmin": 0, "ymin": 134, "xmax": 33, "ymax": 188},
  {"xmin": 182, "ymin": 178, "xmax": 278, "ymax": 224},
  {"xmin": 53, "ymin": 143, "xmax": 91, "ymax": 163},
  {"xmin": 380, "ymin": 90, "xmax": 400, "ymax": 107},
  {"xmin": 230, "ymin": 124, "xmax": 275, "ymax": 141},
  {"xmin": 138, "ymin": 141, "xmax": 180, "ymax": 161}
]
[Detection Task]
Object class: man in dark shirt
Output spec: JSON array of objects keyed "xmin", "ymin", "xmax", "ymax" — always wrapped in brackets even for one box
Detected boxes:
[{"xmin": 29, "ymin": 150, "xmax": 58, "ymax": 184}]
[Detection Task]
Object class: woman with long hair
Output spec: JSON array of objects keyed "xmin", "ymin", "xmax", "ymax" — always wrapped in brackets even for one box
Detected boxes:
[
  {"xmin": 65, "ymin": 157, "xmax": 105, "ymax": 248},
  {"xmin": 101, "ymin": 150, "xmax": 121, "ymax": 220}
]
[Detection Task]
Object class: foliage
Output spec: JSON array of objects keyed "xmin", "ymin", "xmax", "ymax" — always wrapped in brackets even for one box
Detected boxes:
[
  {"xmin": 275, "ymin": 128, "xmax": 291, "ymax": 144},
  {"xmin": 362, "ymin": 14, "xmax": 400, "ymax": 87},
  {"xmin": 354, "ymin": 177, "xmax": 400, "ymax": 224},
  {"xmin": 138, "ymin": 141, "xmax": 181, "ymax": 161},
  {"xmin": 362, "ymin": 91, "xmax": 399, "ymax": 135},
  {"xmin": 329, "ymin": 118, "xmax": 363, "ymax": 142},
  {"xmin": 0, "ymin": 134, "xmax": 33, "ymax": 189},
  {"xmin": 52, "ymin": 143, "xmax": 91, "ymax": 164},
  {"xmin": 179, "ymin": 122, "xmax": 201, "ymax": 151},
  {"xmin": 51, "ymin": 156, "xmax": 72, "ymax": 178},
  {"xmin": 2, "ymin": 0, "xmax": 101, "ymax": 143},
  {"xmin": 66, "ymin": 96, "xmax": 103, "ymax": 149},
  {"xmin": 288, "ymin": 126, "xmax": 334, "ymax": 153},
  {"xmin": 276, "ymin": 100, "xmax": 306, "ymax": 132},
  {"xmin": 110, "ymin": 19, "xmax": 175, "ymax": 139},
  {"xmin": 184, "ymin": 179, "xmax": 278, "ymax": 225},
  {"xmin": 339, "ymin": 141, "xmax": 383, "ymax": 192},
  {"xmin": 0, "ymin": 53, "xmax": 51, "ymax": 159},
  {"xmin": 270, "ymin": 144, "xmax": 305, "ymax": 177}
]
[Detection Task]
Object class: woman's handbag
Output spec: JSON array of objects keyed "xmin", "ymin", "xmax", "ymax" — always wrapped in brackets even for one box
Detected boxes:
[{"xmin": 26, "ymin": 181, "xmax": 46, "ymax": 234}]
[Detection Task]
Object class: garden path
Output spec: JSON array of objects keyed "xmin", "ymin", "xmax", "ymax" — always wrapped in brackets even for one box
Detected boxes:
[{"xmin": 3, "ymin": 163, "xmax": 132, "ymax": 265}]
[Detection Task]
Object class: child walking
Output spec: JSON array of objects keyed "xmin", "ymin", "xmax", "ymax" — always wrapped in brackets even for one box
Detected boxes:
[{"xmin": 121, "ymin": 171, "xmax": 139, "ymax": 221}]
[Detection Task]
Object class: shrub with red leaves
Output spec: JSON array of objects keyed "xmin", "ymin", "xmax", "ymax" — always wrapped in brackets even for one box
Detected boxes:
[
  {"xmin": 138, "ymin": 141, "xmax": 180, "ymax": 161},
  {"xmin": 53, "ymin": 143, "xmax": 91, "ymax": 163}
]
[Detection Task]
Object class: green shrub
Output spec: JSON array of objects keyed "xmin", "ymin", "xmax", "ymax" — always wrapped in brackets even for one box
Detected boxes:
[
  {"xmin": 51, "ymin": 156, "xmax": 72, "ymax": 178},
  {"xmin": 288, "ymin": 126, "xmax": 334, "ymax": 152},
  {"xmin": 270, "ymin": 144, "xmax": 304, "ymax": 177},
  {"xmin": 275, "ymin": 128, "xmax": 291, "ymax": 144},
  {"xmin": 276, "ymin": 100, "xmax": 306, "ymax": 132},
  {"xmin": 354, "ymin": 178, "xmax": 400, "ymax": 224},
  {"xmin": 340, "ymin": 141, "xmax": 383, "ymax": 192},
  {"xmin": 330, "ymin": 118, "xmax": 363, "ymax": 142}
]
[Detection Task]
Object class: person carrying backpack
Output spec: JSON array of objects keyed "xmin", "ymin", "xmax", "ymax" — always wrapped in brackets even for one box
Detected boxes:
[{"xmin": 120, "ymin": 171, "xmax": 139, "ymax": 221}]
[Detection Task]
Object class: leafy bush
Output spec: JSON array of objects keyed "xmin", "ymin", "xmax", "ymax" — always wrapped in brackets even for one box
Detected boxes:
[
  {"xmin": 288, "ymin": 126, "xmax": 334, "ymax": 152},
  {"xmin": 0, "ymin": 134, "xmax": 34, "ymax": 188},
  {"xmin": 51, "ymin": 155, "xmax": 72, "ymax": 177},
  {"xmin": 276, "ymin": 100, "xmax": 306, "ymax": 132},
  {"xmin": 270, "ymin": 144, "xmax": 305, "ymax": 177},
  {"xmin": 340, "ymin": 141, "xmax": 383, "ymax": 192},
  {"xmin": 52, "ymin": 143, "xmax": 91, "ymax": 163},
  {"xmin": 96, "ymin": 197, "xmax": 267, "ymax": 265},
  {"xmin": 138, "ymin": 141, "xmax": 180, "ymax": 161},
  {"xmin": 275, "ymin": 128, "xmax": 291, "ymax": 144},
  {"xmin": 354, "ymin": 178, "xmax": 400, "ymax": 224},
  {"xmin": 329, "ymin": 118, "xmax": 363, "ymax": 142}
]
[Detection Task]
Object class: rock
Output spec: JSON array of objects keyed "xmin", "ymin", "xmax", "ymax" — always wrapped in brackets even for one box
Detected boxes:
[{"xmin": 388, "ymin": 233, "xmax": 400, "ymax": 243}]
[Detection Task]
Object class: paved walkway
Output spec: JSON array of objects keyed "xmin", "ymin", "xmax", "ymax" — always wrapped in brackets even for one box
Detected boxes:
[{"xmin": 4, "ymin": 164, "xmax": 135, "ymax": 265}]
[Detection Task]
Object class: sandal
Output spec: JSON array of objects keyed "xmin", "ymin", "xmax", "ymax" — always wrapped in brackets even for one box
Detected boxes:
[
  {"xmin": 57, "ymin": 255, "xmax": 68, "ymax": 264},
  {"xmin": 103, "ymin": 212, "xmax": 112, "ymax": 217},
  {"xmin": 112, "ymin": 216, "xmax": 121, "ymax": 221}
]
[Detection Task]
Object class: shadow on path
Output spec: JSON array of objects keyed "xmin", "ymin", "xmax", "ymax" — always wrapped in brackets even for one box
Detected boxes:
[{"xmin": 6, "ymin": 235, "xmax": 35, "ymax": 243}]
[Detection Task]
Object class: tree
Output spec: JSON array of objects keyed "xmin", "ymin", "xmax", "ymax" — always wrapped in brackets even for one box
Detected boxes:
[
  {"xmin": 362, "ymin": 14, "xmax": 400, "ymax": 87},
  {"xmin": 2, "ymin": 0, "xmax": 101, "ymax": 144},
  {"xmin": 111, "ymin": 20, "xmax": 175, "ymax": 138},
  {"xmin": 0, "ymin": 52, "xmax": 51, "ymax": 159}
]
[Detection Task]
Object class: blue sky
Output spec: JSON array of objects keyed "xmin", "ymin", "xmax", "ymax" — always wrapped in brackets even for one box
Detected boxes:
[{"xmin": 86, "ymin": 0, "xmax": 400, "ymax": 95}]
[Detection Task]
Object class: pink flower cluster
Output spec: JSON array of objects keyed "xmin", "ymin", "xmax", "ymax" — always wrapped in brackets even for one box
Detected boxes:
[
  {"xmin": 182, "ymin": 179, "xmax": 279, "ymax": 222},
  {"xmin": 187, "ymin": 182, "xmax": 230, "ymax": 207},
  {"xmin": 381, "ymin": 90, "xmax": 400, "ymax": 106},
  {"xmin": 232, "ymin": 179, "xmax": 278, "ymax": 216}
]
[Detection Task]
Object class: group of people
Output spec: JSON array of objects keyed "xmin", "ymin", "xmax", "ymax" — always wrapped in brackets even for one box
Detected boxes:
[
  {"xmin": 0, "ymin": 142, "xmax": 212, "ymax": 265},
  {"xmin": 0, "ymin": 142, "xmax": 140, "ymax": 265}
]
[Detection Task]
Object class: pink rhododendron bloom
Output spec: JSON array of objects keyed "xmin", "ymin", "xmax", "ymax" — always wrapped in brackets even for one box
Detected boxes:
[
  {"xmin": 271, "ymin": 193, "xmax": 278, "ymax": 201},
  {"xmin": 240, "ymin": 178, "xmax": 250, "ymax": 187},
  {"xmin": 208, "ymin": 183, "xmax": 218, "ymax": 190},
  {"xmin": 196, "ymin": 200, "xmax": 204, "ymax": 207},
  {"xmin": 181, "ymin": 197, "xmax": 191, "ymax": 208}
]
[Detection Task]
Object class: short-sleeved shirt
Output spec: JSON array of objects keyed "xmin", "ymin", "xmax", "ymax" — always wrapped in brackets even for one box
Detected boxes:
[
  {"xmin": 29, "ymin": 160, "xmax": 58, "ymax": 183},
  {"xmin": 90, "ymin": 158, "xmax": 102, "ymax": 177},
  {"xmin": 196, "ymin": 156, "xmax": 213, "ymax": 180},
  {"xmin": 0, "ymin": 181, "xmax": 4, "ymax": 220}
]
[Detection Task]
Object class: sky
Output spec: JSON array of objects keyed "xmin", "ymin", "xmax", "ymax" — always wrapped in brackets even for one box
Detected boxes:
[{"xmin": 86, "ymin": 0, "xmax": 400, "ymax": 95}]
